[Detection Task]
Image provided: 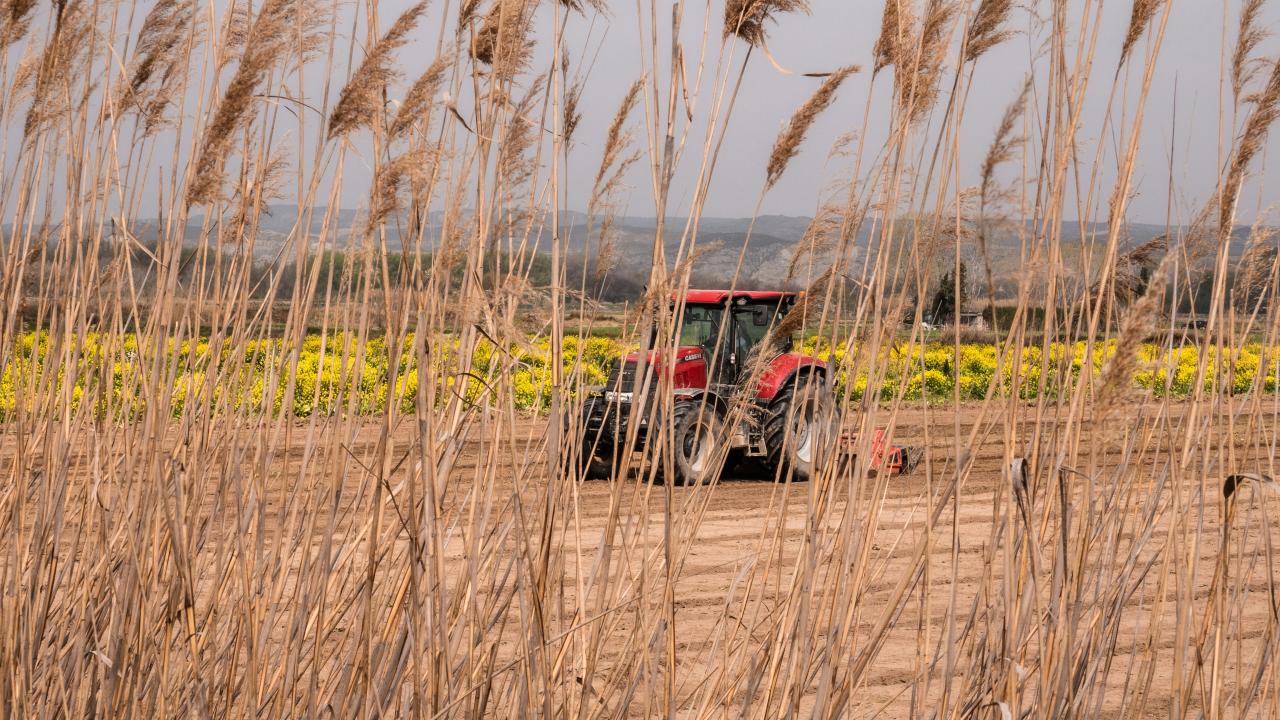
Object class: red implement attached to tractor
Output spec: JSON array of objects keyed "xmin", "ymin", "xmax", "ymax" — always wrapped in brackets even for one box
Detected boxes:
[{"xmin": 571, "ymin": 290, "xmax": 919, "ymax": 485}]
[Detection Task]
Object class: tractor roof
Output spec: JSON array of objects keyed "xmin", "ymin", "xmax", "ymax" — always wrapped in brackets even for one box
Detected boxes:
[{"xmin": 676, "ymin": 289, "xmax": 798, "ymax": 305}]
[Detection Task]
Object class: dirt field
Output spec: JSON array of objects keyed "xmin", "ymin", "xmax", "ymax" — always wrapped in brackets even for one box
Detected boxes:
[{"xmin": 7, "ymin": 400, "xmax": 1280, "ymax": 717}]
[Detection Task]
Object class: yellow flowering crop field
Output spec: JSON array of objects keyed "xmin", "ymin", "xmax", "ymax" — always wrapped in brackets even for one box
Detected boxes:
[{"xmin": 4, "ymin": 331, "xmax": 1278, "ymax": 420}]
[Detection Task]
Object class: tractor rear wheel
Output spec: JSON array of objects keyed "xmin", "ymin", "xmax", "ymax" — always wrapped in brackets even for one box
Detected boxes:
[
  {"xmin": 764, "ymin": 376, "xmax": 836, "ymax": 482},
  {"xmin": 668, "ymin": 399, "xmax": 726, "ymax": 486}
]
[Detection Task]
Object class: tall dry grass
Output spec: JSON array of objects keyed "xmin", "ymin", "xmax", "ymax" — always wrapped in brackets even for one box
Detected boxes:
[{"xmin": 2, "ymin": 0, "xmax": 1280, "ymax": 718}]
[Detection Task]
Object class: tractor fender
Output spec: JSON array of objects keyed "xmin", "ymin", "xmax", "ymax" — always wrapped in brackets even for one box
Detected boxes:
[
  {"xmin": 756, "ymin": 356, "xmax": 827, "ymax": 403},
  {"xmin": 672, "ymin": 387, "xmax": 731, "ymax": 417}
]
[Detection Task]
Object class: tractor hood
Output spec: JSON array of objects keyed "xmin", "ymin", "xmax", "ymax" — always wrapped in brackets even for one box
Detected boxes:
[
  {"xmin": 621, "ymin": 345, "xmax": 707, "ymax": 365},
  {"xmin": 608, "ymin": 345, "xmax": 709, "ymax": 392}
]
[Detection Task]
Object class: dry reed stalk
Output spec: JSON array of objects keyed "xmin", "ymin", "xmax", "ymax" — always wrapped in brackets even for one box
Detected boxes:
[
  {"xmin": 328, "ymin": 1, "xmax": 429, "ymax": 139},
  {"xmin": 765, "ymin": 65, "xmax": 857, "ymax": 189},
  {"xmin": 973, "ymin": 82, "xmax": 1026, "ymax": 323}
]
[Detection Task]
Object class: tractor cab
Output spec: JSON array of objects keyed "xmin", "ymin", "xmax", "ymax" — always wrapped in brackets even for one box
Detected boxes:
[{"xmin": 674, "ymin": 291, "xmax": 798, "ymax": 386}]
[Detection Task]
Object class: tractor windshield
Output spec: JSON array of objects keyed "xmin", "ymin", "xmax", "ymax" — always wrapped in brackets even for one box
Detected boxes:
[
  {"xmin": 678, "ymin": 304, "xmax": 723, "ymax": 348},
  {"xmin": 734, "ymin": 301, "xmax": 788, "ymax": 356}
]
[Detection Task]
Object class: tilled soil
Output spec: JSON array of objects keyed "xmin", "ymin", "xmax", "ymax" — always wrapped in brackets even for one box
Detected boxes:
[{"xmin": 6, "ymin": 400, "xmax": 1280, "ymax": 717}]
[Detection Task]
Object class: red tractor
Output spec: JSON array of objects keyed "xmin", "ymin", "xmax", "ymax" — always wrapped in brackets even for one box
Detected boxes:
[{"xmin": 571, "ymin": 290, "xmax": 916, "ymax": 485}]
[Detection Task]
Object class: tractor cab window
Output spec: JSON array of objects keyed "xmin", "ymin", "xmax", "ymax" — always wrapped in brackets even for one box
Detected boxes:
[
  {"xmin": 732, "ymin": 302, "xmax": 782, "ymax": 362},
  {"xmin": 678, "ymin": 304, "xmax": 723, "ymax": 353}
]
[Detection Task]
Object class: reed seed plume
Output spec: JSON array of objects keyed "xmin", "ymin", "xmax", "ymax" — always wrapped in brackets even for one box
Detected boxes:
[
  {"xmin": 471, "ymin": 0, "xmax": 538, "ymax": 77},
  {"xmin": 1097, "ymin": 261, "xmax": 1167, "ymax": 414},
  {"xmin": 563, "ymin": 78, "xmax": 583, "ymax": 144},
  {"xmin": 591, "ymin": 79, "xmax": 642, "ymax": 202},
  {"xmin": 1104, "ymin": 234, "xmax": 1168, "ymax": 307},
  {"xmin": 586, "ymin": 80, "xmax": 641, "ymax": 288},
  {"xmin": 1122, "ymin": 233, "xmax": 1169, "ymax": 269},
  {"xmin": 217, "ymin": 4, "xmax": 250, "ymax": 69},
  {"xmin": 1119, "ymin": 0, "xmax": 1162, "ymax": 68},
  {"xmin": 391, "ymin": 52, "xmax": 451, "ymax": 138},
  {"xmin": 766, "ymin": 65, "xmax": 858, "ymax": 190},
  {"xmin": 593, "ymin": 215, "xmax": 618, "ymax": 282},
  {"xmin": 786, "ymin": 204, "xmax": 841, "ymax": 283},
  {"xmin": 113, "ymin": 0, "xmax": 197, "ymax": 131},
  {"xmin": 23, "ymin": 0, "xmax": 91, "ymax": 139},
  {"xmin": 367, "ymin": 150, "xmax": 435, "ymax": 235},
  {"xmin": 329, "ymin": 1, "xmax": 429, "ymax": 139},
  {"xmin": 1234, "ymin": 223, "xmax": 1278, "ymax": 312},
  {"xmin": 964, "ymin": 0, "xmax": 1012, "ymax": 63},
  {"xmin": 557, "ymin": 0, "xmax": 605, "ymax": 14},
  {"xmin": 873, "ymin": 0, "xmax": 913, "ymax": 73},
  {"xmin": 458, "ymin": 0, "xmax": 483, "ymax": 29},
  {"xmin": 1223, "ymin": 57, "xmax": 1280, "ymax": 230},
  {"xmin": 1, "ymin": 0, "xmax": 38, "ymax": 48},
  {"xmin": 897, "ymin": 0, "xmax": 956, "ymax": 123},
  {"xmin": 1232, "ymin": 0, "xmax": 1269, "ymax": 102},
  {"xmin": 187, "ymin": 0, "xmax": 311, "ymax": 206},
  {"xmin": 1100, "ymin": 206, "xmax": 1209, "ymax": 412},
  {"xmin": 979, "ymin": 79, "xmax": 1028, "ymax": 208},
  {"xmin": 723, "ymin": 0, "xmax": 811, "ymax": 47},
  {"xmin": 771, "ymin": 266, "xmax": 832, "ymax": 341},
  {"xmin": 496, "ymin": 76, "xmax": 544, "ymax": 190}
]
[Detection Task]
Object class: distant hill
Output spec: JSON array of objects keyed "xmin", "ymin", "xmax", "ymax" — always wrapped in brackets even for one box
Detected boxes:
[{"xmin": 5, "ymin": 208, "xmax": 1263, "ymax": 300}]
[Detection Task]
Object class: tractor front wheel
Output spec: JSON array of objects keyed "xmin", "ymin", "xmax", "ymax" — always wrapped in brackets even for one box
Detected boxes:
[
  {"xmin": 566, "ymin": 396, "xmax": 615, "ymax": 480},
  {"xmin": 668, "ymin": 400, "xmax": 726, "ymax": 486},
  {"xmin": 765, "ymin": 376, "xmax": 837, "ymax": 482}
]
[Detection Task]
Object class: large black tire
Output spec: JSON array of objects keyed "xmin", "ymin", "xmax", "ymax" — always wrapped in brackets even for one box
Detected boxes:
[
  {"xmin": 764, "ymin": 376, "xmax": 837, "ymax": 483},
  {"xmin": 566, "ymin": 397, "xmax": 615, "ymax": 480},
  {"xmin": 666, "ymin": 399, "xmax": 727, "ymax": 486}
]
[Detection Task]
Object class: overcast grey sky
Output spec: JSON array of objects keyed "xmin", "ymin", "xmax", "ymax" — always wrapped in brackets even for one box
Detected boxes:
[
  {"xmin": 393, "ymin": 0, "xmax": 1273, "ymax": 226},
  {"xmin": 17, "ymin": 1, "xmax": 1272, "ymax": 227}
]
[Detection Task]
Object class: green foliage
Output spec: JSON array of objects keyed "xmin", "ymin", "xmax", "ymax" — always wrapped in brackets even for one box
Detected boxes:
[{"xmin": 928, "ymin": 260, "xmax": 969, "ymax": 323}]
